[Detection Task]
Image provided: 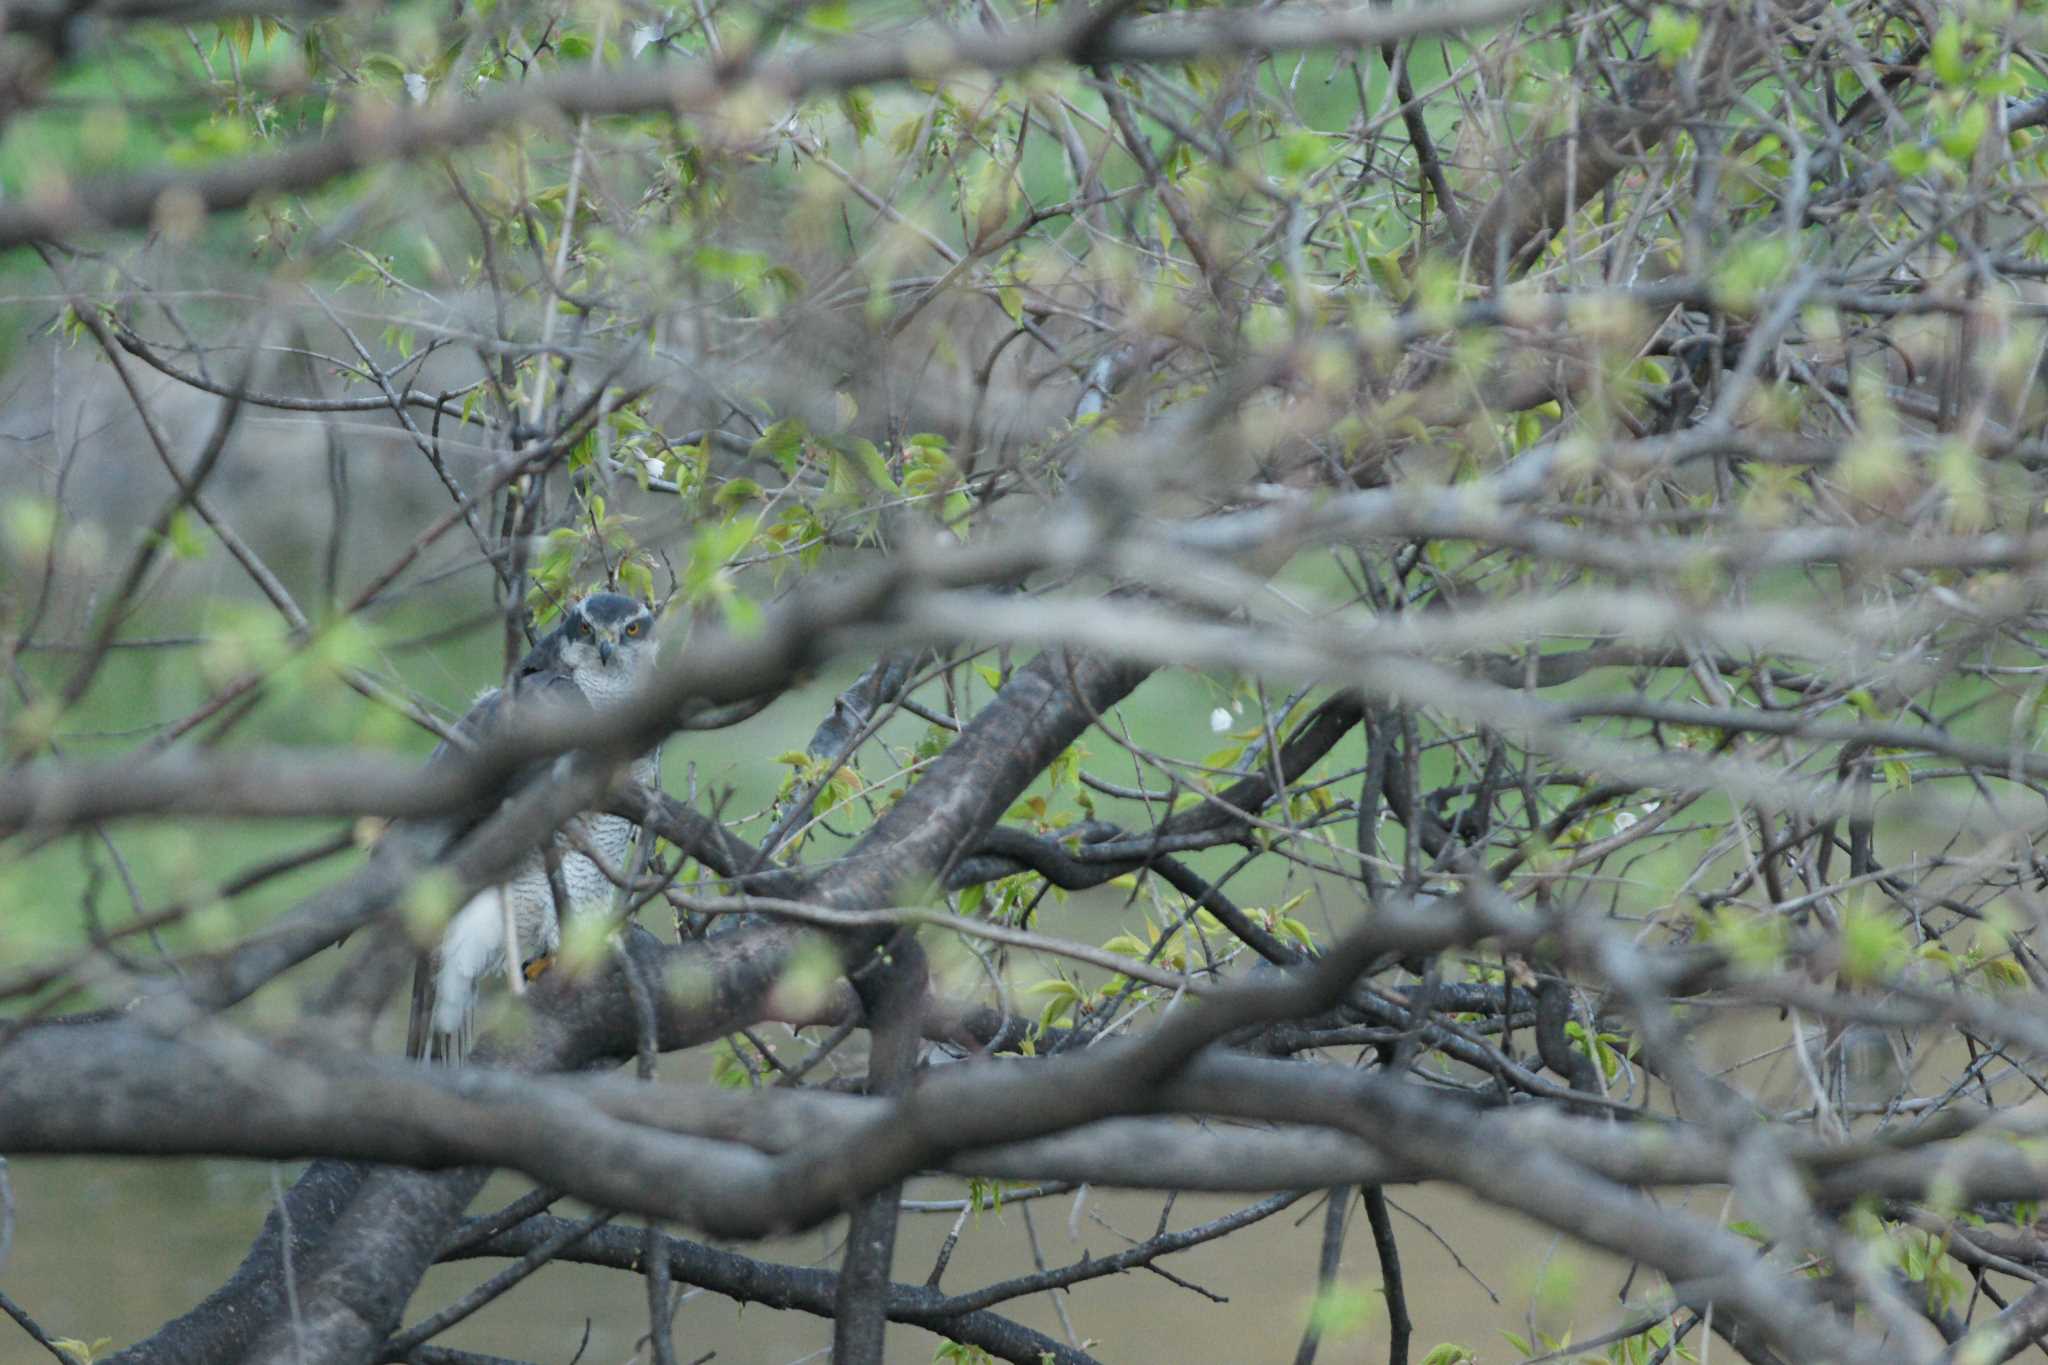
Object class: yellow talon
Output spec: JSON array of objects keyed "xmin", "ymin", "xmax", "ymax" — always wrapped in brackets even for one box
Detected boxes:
[{"xmin": 522, "ymin": 953, "xmax": 556, "ymax": 982}]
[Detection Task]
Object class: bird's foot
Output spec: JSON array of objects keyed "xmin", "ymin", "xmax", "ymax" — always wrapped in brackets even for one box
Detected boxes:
[{"xmin": 521, "ymin": 953, "xmax": 556, "ymax": 982}]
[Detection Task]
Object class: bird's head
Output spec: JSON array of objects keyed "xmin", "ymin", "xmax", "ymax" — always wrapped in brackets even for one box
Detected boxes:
[{"xmin": 559, "ymin": 592, "xmax": 659, "ymax": 678}]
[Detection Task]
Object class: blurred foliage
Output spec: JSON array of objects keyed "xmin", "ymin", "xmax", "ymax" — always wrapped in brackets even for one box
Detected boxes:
[{"xmin": 14, "ymin": 0, "xmax": 2048, "ymax": 1356}]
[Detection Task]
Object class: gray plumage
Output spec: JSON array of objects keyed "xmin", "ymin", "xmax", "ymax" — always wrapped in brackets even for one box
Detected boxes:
[{"xmin": 405, "ymin": 592, "xmax": 662, "ymax": 1063}]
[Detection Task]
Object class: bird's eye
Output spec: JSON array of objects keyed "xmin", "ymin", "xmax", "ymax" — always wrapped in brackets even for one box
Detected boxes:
[
  {"xmin": 574, "ymin": 618, "xmax": 590, "ymax": 637},
  {"xmin": 624, "ymin": 621, "xmax": 641, "ymax": 637}
]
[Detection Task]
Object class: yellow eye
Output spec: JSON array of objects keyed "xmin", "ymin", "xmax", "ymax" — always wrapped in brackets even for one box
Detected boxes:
[{"xmin": 624, "ymin": 621, "xmax": 641, "ymax": 637}]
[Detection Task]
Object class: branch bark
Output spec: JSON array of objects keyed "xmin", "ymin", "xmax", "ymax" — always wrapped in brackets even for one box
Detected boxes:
[{"xmin": 0, "ymin": 0, "xmax": 1542, "ymax": 251}]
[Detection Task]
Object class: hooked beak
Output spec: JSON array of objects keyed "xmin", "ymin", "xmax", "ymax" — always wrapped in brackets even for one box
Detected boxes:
[{"xmin": 597, "ymin": 636, "xmax": 616, "ymax": 665}]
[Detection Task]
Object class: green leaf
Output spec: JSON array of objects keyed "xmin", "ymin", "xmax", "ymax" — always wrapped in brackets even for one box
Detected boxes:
[
  {"xmin": 710, "ymin": 1038, "xmax": 762, "ymax": 1089},
  {"xmin": 1201, "ymin": 741, "xmax": 1246, "ymax": 771},
  {"xmin": 720, "ymin": 592, "xmax": 763, "ymax": 635},
  {"xmin": 1840, "ymin": 900, "xmax": 1907, "ymax": 985},
  {"xmin": 1713, "ymin": 236, "xmax": 1794, "ymax": 311},
  {"xmin": 750, "ymin": 418, "xmax": 808, "ymax": 475},
  {"xmin": 1697, "ymin": 906, "xmax": 1788, "ymax": 975},
  {"xmin": 1026, "ymin": 976, "xmax": 1081, "ymax": 1030},
  {"xmin": 963, "ymin": 155, "xmax": 1015, "ymax": 241},
  {"xmin": 1940, "ymin": 101, "xmax": 1989, "ymax": 160},
  {"xmin": 1930, "ymin": 21, "xmax": 1967, "ymax": 88},
  {"xmin": 1, "ymin": 496, "xmax": 59, "ymax": 560},
  {"xmin": 713, "ymin": 477, "xmax": 763, "ymax": 510},
  {"xmin": 847, "ymin": 438, "xmax": 901, "ymax": 495},
  {"xmin": 1302, "ymin": 1284, "xmax": 1374, "ymax": 1339},
  {"xmin": 400, "ymin": 870, "xmax": 464, "ymax": 942},
  {"xmin": 1273, "ymin": 128, "xmax": 1332, "ymax": 181},
  {"xmin": 1647, "ymin": 6, "xmax": 1701, "ymax": 65},
  {"xmin": 164, "ymin": 507, "xmax": 208, "ymax": 560},
  {"xmin": 1274, "ymin": 914, "xmax": 1317, "ymax": 951}
]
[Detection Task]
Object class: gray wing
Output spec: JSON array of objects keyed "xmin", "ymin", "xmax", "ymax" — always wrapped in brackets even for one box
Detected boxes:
[
  {"xmin": 385, "ymin": 623, "xmax": 583, "ymax": 853},
  {"xmin": 403, "ymin": 625, "xmax": 588, "ymax": 1059}
]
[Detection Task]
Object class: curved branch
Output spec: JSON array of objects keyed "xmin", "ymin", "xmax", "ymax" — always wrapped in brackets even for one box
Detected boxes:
[{"xmin": 447, "ymin": 1217, "xmax": 1100, "ymax": 1365}]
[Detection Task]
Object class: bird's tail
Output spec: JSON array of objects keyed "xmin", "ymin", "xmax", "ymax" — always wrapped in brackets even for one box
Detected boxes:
[
  {"xmin": 404, "ymin": 955, "xmax": 456, "ymax": 1063},
  {"xmin": 406, "ymin": 959, "xmax": 474, "ymax": 1065},
  {"xmin": 406, "ymin": 886, "xmax": 504, "ymax": 1065}
]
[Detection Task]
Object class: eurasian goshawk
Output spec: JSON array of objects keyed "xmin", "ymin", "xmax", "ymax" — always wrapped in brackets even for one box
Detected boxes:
[{"xmin": 405, "ymin": 591, "xmax": 662, "ymax": 1063}]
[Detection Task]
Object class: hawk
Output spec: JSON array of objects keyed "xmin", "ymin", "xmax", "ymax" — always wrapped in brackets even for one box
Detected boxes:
[{"xmin": 404, "ymin": 591, "xmax": 662, "ymax": 1063}]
